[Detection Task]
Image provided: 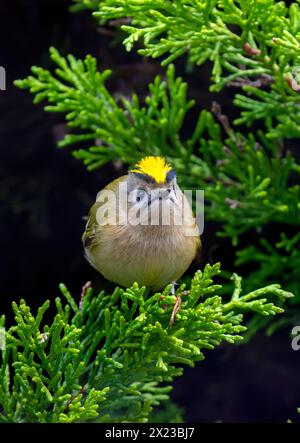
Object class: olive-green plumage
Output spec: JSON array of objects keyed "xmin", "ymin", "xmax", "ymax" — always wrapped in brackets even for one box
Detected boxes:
[{"xmin": 83, "ymin": 157, "xmax": 201, "ymax": 291}]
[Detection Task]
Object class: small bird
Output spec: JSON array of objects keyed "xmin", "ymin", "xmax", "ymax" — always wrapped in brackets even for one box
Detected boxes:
[{"xmin": 82, "ymin": 156, "xmax": 201, "ymax": 293}]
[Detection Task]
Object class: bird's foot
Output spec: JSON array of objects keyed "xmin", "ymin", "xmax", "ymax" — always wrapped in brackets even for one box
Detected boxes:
[
  {"xmin": 79, "ymin": 281, "xmax": 92, "ymax": 310},
  {"xmin": 169, "ymin": 281, "xmax": 181, "ymax": 327},
  {"xmin": 170, "ymin": 281, "xmax": 178, "ymax": 296},
  {"xmin": 169, "ymin": 294, "xmax": 182, "ymax": 327},
  {"xmin": 169, "ymin": 285, "xmax": 191, "ymax": 327}
]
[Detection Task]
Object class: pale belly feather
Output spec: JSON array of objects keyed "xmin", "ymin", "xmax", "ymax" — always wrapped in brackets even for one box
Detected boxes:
[{"xmin": 86, "ymin": 223, "xmax": 199, "ymax": 291}]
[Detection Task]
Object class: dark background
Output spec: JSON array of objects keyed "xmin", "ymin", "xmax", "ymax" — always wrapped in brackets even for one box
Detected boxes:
[{"xmin": 1, "ymin": 0, "xmax": 300, "ymax": 422}]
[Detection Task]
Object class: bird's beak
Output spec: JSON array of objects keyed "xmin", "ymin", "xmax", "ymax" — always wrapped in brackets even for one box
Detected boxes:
[{"xmin": 150, "ymin": 188, "xmax": 179, "ymax": 206}]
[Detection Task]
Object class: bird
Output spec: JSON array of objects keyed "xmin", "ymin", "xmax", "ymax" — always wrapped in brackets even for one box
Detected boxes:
[{"xmin": 82, "ymin": 156, "xmax": 201, "ymax": 294}]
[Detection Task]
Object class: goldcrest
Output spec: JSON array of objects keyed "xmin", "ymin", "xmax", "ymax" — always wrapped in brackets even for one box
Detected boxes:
[{"xmin": 83, "ymin": 156, "xmax": 201, "ymax": 291}]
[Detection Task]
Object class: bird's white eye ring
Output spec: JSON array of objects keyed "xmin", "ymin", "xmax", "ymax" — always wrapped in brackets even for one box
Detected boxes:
[
  {"xmin": 136, "ymin": 189, "xmax": 147, "ymax": 202},
  {"xmin": 128, "ymin": 188, "xmax": 148, "ymax": 204}
]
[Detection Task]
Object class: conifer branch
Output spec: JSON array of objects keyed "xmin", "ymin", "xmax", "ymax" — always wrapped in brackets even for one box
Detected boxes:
[
  {"xmin": 72, "ymin": 0, "xmax": 300, "ymax": 139},
  {"xmin": 0, "ymin": 264, "xmax": 291, "ymax": 422}
]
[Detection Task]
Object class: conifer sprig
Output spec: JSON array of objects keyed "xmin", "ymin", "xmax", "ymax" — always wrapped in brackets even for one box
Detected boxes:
[
  {"xmin": 73, "ymin": 0, "xmax": 300, "ymax": 139},
  {"xmin": 0, "ymin": 264, "xmax": 292, "ymax": 423}
]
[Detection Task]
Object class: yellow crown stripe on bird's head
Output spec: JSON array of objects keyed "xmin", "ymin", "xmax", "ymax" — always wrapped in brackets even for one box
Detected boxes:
[{"xmin": 131, "ymin": 156, "xmax": 173, "ymax": 184}]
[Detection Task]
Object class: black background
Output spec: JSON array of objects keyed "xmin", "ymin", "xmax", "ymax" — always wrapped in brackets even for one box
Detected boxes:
[{"xmin": 1, "ymin": 0, "xmax": 300, "ymax": 422}]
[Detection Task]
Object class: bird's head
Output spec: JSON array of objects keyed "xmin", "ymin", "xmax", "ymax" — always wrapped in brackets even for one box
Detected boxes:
[{"xmin": 127, "ymin": 156, "xmax": 180, "ymax": 215}]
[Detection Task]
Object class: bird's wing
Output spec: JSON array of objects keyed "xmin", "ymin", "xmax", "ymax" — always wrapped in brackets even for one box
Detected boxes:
[
  {"xmin": 194, "ymin": 236, "xmax": 202, "ymax": 265},
  {"xmin": 82, "ymin": 175, "xmax": 127, "ymax": 251},
  {"xmin": 82, "ymin": 201, "xmax": 101, "ymax": 250}
]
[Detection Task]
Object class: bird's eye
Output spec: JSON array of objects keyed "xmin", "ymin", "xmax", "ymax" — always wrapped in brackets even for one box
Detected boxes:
[{"xmin": 135, "ymin": 189, "xmax": 147, "ymax": 203}]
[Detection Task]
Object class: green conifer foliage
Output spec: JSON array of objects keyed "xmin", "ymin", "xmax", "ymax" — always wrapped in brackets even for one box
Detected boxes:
[
  {"xmin": 10, "ymin": 0, "xmax": 300, "ymax": 421},
  {"xmin": 0, "ymin": 264, "xmax": 291, "ymax": 422}
]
